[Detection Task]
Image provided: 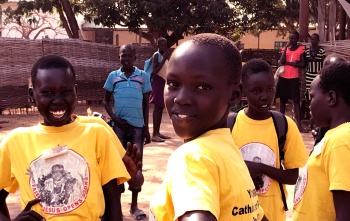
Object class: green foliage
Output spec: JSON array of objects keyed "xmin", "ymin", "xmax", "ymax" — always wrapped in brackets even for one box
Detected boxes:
[{"xmin": 0, "ymin": 0, "xmax": 307, "ymax": 45}]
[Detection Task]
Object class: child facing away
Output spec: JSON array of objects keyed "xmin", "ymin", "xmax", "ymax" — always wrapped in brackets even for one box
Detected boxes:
[
  {"xmin": 311, "ymin": 53, "xmax": 347, "ymax": 146},
  {"xmin": 103, "ymin": 44, "xmax": 151, "ymax": 220},
  {"xmin": 228, "ymin": 59, "xmax": 308, "ymax": 221},
  {"xmin": 150, "ymin": 37, "xmax": 172, "ymax": 142},
  {"xmin": 293, "ymin": 62, "xmax": 350, "ymax": 220},
  {"xmin": 0, "ymin": 55, "xmax": 130, "ymax": 221},
  {"xmin": 149, "ymin": 33, "xmax": 267, "ymax": 221}
]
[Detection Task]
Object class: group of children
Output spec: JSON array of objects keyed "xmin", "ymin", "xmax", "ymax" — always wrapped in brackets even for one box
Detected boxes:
[{"xmin": 0, "ymin": 32, "xmax": 349, "ymax": 221}]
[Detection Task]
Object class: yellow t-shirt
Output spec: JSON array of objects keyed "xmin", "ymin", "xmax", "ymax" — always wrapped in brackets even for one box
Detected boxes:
[
  {"xmin": 293, "ymin": 123, "xmax": 350, "ymax": 221},
  {"xmin": 232, "ymin": 110, "xmax": 308, "ymax": 221},
  {"xmin": 149, "ymin": 128, "xmax": 263, "ymax": 221},
  {"xmin": 4, "ymin": 115, "xmax": 128, "ymax": 192},
  {"xmin": 0, "ymin": 116, "xmax": 130, "ymax": 221},
  {"xmin": 76, "ymin": 115, "xmax": 126, "ymax": 157}
]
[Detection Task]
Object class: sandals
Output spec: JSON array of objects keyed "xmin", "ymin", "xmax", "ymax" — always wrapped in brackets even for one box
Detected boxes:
[{"xmin": 130, "ymin": 208, "xmax": 147, "ymax": 220}]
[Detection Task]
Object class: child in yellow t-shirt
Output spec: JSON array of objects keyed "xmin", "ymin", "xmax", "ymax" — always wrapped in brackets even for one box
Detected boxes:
[
  {"xmin": 293, "ymin": 61, "xmax": 350, "ymax": 220},
  {"xmin": 0, "ymin": 55, "xmax": 130, "ymax": 221},
  {"xmin": 228, "ymin": 59, "xmax": 308, "ymax": 221},
  {"xmin": 149, "ymin": 33, "xmax": 266, "ymax": 221}
]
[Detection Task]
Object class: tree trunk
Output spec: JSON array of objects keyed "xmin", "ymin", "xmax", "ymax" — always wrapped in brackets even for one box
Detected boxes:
[
  {"xmin": 56, "ymin": 2, "xmax": 73, "ymax": 38},
  {"xmin": 299, "ymin": 0, "xmax": 309, "ymax": 42},
  {"xmin": 60, "ymin": 0, "xmax": 80, "ymax": 39},
  {"xmin": 339, "ymin": 6, "xmax": 346, "ymax": 40},
  {"xmin": 318, "ymin": 0, "xmax": 326, "ymax": 42},
  {"xmin": 329, "ymin": 0, "xmax": 337, "ymax": 42}
]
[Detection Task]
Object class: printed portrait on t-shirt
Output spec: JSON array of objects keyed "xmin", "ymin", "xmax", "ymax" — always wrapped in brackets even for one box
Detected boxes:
[
  {"xmin": 294, "ymin": 138, "xmax": 324, "ymax": 205},
  {"xmin": 28, "ymin": 147, "xmax": 90, "ymax": 214},
  {"xmin": 240, "ymin": 142, "xmax": 276, "ymax": 194}
]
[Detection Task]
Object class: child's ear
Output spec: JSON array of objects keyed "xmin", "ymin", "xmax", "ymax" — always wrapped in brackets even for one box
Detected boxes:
[
  {"xmin": 328, "ymin": 90, "xmax": 337, "ymax": 106},
  {"xmin": 28, "ymin": 87, "xmax": 36, "ymax": 105},
  {"xmin": 229, "ymin": 83, "xmax": 242, "ymax": 107}
]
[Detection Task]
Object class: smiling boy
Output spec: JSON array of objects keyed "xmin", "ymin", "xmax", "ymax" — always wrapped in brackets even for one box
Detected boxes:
[
  {"xmin": 0, "ymin": 55, "xmax": 129, "ymax": 221},
  {"xmin": 149, "ymin": 33, "xmax": 265, "ymax": 221}
]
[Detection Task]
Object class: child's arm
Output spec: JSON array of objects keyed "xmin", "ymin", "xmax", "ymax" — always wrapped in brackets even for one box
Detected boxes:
[
  {"xmin": 245, "ymin": 161, "xmax": 299, "ymax": 185},
  {"xmin": 152, "ymin": 51, "xmax": 170, "ymax": 75},
  {"xmin": 332, "ymin": 190, "xmax": 350, "ymax": 220},
  {"xmin": 296, "ymin": 51, "xmax": 306, "ymax": 68},
  {"xmin": 0, "ymin": 189, "xmax": 9, "ymax": 219},
  {"xmin": 103, "ymin": 90, "xmax": 130, "ymax": 130},
  {"xmin": 178, "ymin": 210, "xmax": 217, "ymax": 221},
  {"xmin": 102, "ymin": 179, "xmax": 123, "ymax": 221},
  {"xmin": 142, "ymin": 92, "xmax": 151, "ymax": 144}
]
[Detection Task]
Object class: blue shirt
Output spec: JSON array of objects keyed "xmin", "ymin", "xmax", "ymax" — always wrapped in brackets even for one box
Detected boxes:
[{"xmin": 103, "ymin": 67, "xmax": 152, "ymax": 127}]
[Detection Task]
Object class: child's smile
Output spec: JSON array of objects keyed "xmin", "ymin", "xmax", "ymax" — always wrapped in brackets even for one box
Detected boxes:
[
  {"xmin": 31, "ymin": 68, "xmax": 77, "ymax": 127},
  {"xmin": 165, "ymin": 42, "xmax": 232, "ymax": 141}
]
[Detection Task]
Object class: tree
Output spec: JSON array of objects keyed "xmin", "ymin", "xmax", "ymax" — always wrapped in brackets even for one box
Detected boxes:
[
  {"xmin": 2, "ymin": 9, "xmax": 67, "ymax": 39},
  {"xmin": 2, "ymin": 0, "xmax": 80, "ymax": 39},
  {"xmin": 83, "ymin": 0, "xmax": 242, "ymax": 47},
  {"xmin": 0, "ymin": 0, "xmax": 314, "ymax": 46},
  {"xmin": 233, "ymin": 0, "xmax": 300, "ymax": 37}
]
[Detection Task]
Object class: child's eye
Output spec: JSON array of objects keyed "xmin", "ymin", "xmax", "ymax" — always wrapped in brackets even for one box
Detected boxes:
[
  {"xmin": 41, "ymin": 91, "xmax": 53, "ymax": 95},
  {"xmin": 268, "ymin": 88, "xmax": 274, "ymax": 92},
  {"xmin": 167, "ymin": 81, "xmax": 179, "ymax": 89},
  {"xmin": 197, "ymin": 85, "xmax": 211, "ymax": 90},
  {"xmin": 252, "ymin": 90, "xmax": 260, "ymax": 94},
  {"xmin": 63, "ymin": 89, "xmax": 73, "ymax": 93}
]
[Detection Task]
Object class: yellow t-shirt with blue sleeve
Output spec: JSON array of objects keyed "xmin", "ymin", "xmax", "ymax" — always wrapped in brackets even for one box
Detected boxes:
[
  {"xmin": 149, "ymin": 128, "xmax": 263, "ymax": 221},
  {"xmin": 232, "ymin": 110, "xmax": 308, "ymax": 221},
  {"xmin": 293, "ymin": 123, "xmax": 350, "ymax": 221},
  {"xmin": 0, "ymin": 116, "xmax": 130, "ymax": 221}
]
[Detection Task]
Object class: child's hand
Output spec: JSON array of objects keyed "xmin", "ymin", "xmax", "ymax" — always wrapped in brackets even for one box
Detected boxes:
[
  {"xmin": 143, "ymin": 128, "xmax": 151, "ymax": 145},
  {"xmin": 114, "ymin": 118, "xmax": 130, "ymax": 131},
  {"xmin": 163, "ymin": 51, "xmax": 171, "ymax": 60},
  {"xmin": 123, "ymin": 142, "xmax": 142, "ymax": 178},
  {"xmin": 13, "ymin": 198, "xmax": 44, "ymax": 221},
  {"xmin": 244, "ymin": 161, "xmax": 262, "ymax": 179}
]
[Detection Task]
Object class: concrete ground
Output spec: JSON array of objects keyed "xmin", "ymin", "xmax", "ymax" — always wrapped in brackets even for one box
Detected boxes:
[{"xmin": 3, "ymin": 103, "xmax": 314, "ymax": 220}]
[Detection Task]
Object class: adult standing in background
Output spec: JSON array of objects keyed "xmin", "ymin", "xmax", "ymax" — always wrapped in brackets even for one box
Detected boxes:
[
  {"xmin": 305, "ymin": 33, "xmax": 325, "ymax": 100},
  {"xmin": 277, "ymin": 30, "xmax": 308, "ymax": 133},
  {"xmin": 304, "ymin": 33, "xmax": 325, "ymax": 130},
  {"xmin": 150, "ymin": 38, "xmax": 171, "ymax": 142}
]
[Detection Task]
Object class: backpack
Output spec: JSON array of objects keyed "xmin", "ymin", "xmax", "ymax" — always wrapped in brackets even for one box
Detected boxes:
[
  {"xmin": 143, "ymin": 51, "xmax": 161, "ymax": 79},
  {"xmin": 228, "ymin": 110, "xmax": 289, "ymax": 211}
]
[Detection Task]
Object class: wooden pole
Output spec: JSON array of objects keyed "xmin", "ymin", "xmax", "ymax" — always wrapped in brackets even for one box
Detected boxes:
[
  {"xmin": 299, "ymin": 0, "xmax": 309, "ymax": 42},
  {"xmin": 329, "ymin": 0, "xmax": 337, "ymax": 43},
  {"xmin": 318, "ymin": 0, "xmax": 326, "ymax": 42}
]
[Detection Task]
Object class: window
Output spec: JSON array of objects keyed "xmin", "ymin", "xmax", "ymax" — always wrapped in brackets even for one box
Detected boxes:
[{"xmin": 274, "ymin": 42, "xmax": 287, "ymax": 50}]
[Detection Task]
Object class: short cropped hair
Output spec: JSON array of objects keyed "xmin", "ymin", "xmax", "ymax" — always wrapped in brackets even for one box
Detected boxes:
[
  {"xmin": 323, "ymin": 53, "xmax": 347, "ymax": 67},
  {"xmin": 120, "ymin": 44, "xmax": 136, "ymax": 55},
  {"xmin": 311, "ymin": 33, "xmax": 320, "ymax": 40},
  {"xmin": 241, "ymin": 59, "xmax": 272, "ymax": 84},
  {"xmin": 188, "ymin": 33, "xmax": 242, "ymax": 84},
  {"xmin": 290, "ymin": 30, "xmax": 299, "ymax": 38},
  {"xmin": 31, "ymin": 55, "xmax": 75, "ymax": 87},
  {"xmin": 318, "ymin": 62, "xmax": 350, "ymax": 105},
  {"xmin": 157, "ymin": 37, "xmax": 167, "ymax": 45}
]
